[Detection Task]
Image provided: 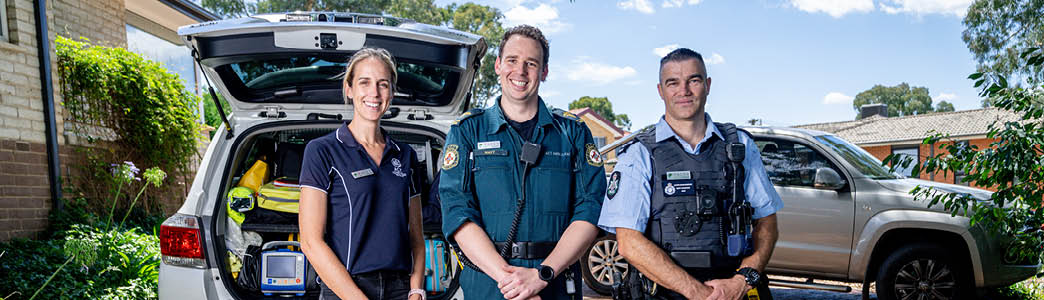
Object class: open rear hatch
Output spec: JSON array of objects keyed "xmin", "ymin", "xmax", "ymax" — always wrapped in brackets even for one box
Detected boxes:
[{"xmin": 178, "ymin": 12, "xmax": 486, "ymax": 134}]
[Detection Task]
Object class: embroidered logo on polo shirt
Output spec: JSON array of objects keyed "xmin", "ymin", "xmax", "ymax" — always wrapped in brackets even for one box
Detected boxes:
[
  {"xmin": 392, "ymin": 158, "xmax": 407, "ymax": 178},
  {"xmin": 442, "ymin": 144, "xmax": 460, "ymax": 170},
  {"xmin": 607, "ymin": 171, "xmax": 621, "ymax": 200},
  {"xmin": 586, "ymin": 143, "xmax": 604, "ymax": 167}
]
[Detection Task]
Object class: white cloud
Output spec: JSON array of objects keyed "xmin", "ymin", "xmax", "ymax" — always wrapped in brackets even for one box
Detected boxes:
[
  {"xmin": 705, "ymin": 53, "xmax": 726, "ymax": 65},
  {"xmin": 789, "ymin": 0, "xmax": 874, "ymax": 18},
  {"xmin": 823, "ymin": 92, "xmax": 853, "ymax": 104},
  {"xmin": 662, "ymin": 0, "xmax": 702, "ymax": 8},
  {"xmin": 503, "ymin": 4, "xmax": 572, "ymax": 34},
  {"xmin": 935, "ymin": 92, "xmax": 957, "ymax": 102},
  {"xmin": 652, "ymin": 44, "xmax": 680, "ymax": 57},
  {"xmin": 565, "ymin": 58, "xmax": 638, "ymax": 85},
  {"xmin": 878, "ymin": 0, "xmax": 972, "ymax": 17},
  {"xmin": 618, "ymin": 0, "xmax": 656, "ymax": 14}
]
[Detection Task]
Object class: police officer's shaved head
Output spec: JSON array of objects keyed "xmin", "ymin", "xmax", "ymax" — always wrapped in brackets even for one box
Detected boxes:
[
  {"xmin": 659, "ymin": 48, "xmax": 706, "ymax": 82},
  {"xmin": 499, "ymin": 25, "xmax": 550, "ymax": 67}
]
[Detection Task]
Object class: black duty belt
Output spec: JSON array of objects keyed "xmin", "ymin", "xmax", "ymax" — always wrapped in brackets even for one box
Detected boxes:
[{"xmin": 493, "ymin": 241, "xmax": 556, "ymax": 259}]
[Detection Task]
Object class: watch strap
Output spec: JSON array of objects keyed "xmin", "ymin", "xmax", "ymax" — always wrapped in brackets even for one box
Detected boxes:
[{"xmin": 736, "ymin": 267, "xmax": 761, "ymax": 286}]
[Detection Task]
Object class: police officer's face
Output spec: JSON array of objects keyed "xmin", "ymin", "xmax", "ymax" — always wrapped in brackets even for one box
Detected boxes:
[
  {"xmin": 346, "ymin": 58, "xmax": 394, "ymax": 123},
  {"xmin": 658, "ymin": 58, "xmax": 711, "ymax": 122},
  {"xmin": 495, "ymin": 35, "xmax": 548, "ymax": 103}
]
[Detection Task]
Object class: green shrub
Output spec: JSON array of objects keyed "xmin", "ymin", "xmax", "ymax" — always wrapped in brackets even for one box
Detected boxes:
[
  {"xmin": 0, "ymin": 225, "xmax": 160, "ymax": 300},
  {"xmin": 55, "ymin": 35, "xmax": 203, "ymax": 216}
]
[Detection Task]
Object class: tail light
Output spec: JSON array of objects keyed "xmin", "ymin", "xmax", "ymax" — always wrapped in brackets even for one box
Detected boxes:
[{"xmin": 160, "ymin": 213, "xmax": 207, "ymax": 268}]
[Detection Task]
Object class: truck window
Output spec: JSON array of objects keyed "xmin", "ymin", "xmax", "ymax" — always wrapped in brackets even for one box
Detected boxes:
[{"xmin": 756, "ymin": 139, "xmax": 840, "ymax": 187}]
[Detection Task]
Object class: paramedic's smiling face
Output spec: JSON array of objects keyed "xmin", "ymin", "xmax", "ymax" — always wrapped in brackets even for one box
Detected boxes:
[
  {"xmin": 346, "ymin": 58, "xmax": 394, "ymax": 123},
  {"xmin": 495, "ymin": 35, "xmax": 547, "ymax": 104}
]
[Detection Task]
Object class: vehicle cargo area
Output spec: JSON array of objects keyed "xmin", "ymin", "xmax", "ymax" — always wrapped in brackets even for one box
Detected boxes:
[{"xmin": 213, "ymin": 122, "xmax": 460, "ymax": 299}]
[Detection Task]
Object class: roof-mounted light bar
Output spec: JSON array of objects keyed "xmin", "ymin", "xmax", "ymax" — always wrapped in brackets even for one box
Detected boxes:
[{"xmin": 281, "ymin": 12, "xmax": 397, "ymax": 26}]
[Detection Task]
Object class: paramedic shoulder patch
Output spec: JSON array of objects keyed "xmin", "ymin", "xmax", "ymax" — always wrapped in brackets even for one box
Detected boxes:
[
  {"xmin": 442, "ymin": 144, "xmax": 460, "ymax": 170},
  {"xmin": 585, "ymin": 143, "xmax": 604, "ymax": 167},
  {"xmin": 607, "ymin": 171, "xmax": 621, "ymax": 199}
]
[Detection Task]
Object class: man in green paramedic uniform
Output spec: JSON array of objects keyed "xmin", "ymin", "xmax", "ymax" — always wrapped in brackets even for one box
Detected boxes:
[{"xmin": 438, "ymin": 25, "xmax": 606, "ymax": 300}]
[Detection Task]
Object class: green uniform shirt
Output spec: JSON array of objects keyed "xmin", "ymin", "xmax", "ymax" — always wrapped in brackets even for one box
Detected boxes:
[{"xmin": 439, "ymin": 97, "xmax": 607, "ymax": 299}]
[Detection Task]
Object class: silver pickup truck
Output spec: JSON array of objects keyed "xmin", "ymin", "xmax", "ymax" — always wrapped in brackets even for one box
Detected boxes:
[{"xmin": 581, "ymin": 126, "xmax": 1039, "ymax": 299}]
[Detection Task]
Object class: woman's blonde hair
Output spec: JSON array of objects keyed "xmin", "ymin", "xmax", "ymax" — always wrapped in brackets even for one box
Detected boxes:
[{"xmin": 342, "ymin": 47, "xmax": 397, "ymax": 104}]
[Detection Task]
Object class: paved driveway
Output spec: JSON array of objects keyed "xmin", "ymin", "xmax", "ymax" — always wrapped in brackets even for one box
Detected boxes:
[{"xmin": 580, "ymin": 282, "xmax": 872, "ymax": 299}]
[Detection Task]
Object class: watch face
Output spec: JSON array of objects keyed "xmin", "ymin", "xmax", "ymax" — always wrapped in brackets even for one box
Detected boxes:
[{"xmin": 539, "ymin": 266, "xmax": 554, "ymax": 281}]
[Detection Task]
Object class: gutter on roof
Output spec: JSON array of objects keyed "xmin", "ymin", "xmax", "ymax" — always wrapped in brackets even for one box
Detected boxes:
[
  {"xmin": 159, "ymin": 0, "xmax": 221, "ymax": 22},
  {"xmin": 855, "ymin": 134, "xmax": 991, "ymax": 147}
]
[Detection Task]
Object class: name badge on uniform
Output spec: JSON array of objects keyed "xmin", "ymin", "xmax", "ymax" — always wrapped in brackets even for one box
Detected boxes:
[
  {"xmin": 666, "ymin": 171, "xmax": 692, "ymax": 180},
  {"xmin": 477, "ymin": 141, "xmax": 501, "ymax": 150},
  {"xmin": 663, "ymin": 171, "xmax": 696, "ymax": 196},
  {"xmin": 351, "ymin": 168, "xmax": 374, "ymax": 179}
]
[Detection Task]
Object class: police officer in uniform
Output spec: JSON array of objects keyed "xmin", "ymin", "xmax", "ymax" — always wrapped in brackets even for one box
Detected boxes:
[
  {"xmin": 598, "ymin": 48, "xmax": 783, "ymax": 300},
  {"xmin": 439, "ymin": 25, "xmax": 606, "ymax": 300}
]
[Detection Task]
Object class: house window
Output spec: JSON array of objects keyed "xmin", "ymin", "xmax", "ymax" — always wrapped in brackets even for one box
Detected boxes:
[
  {"xmin": 954, "ymin": 141, "xmax": 970, "ymax": 186},
  {"xmin": 594, "ymin": 136, "xmax": 607, "ymax": 148},
  {"xmin": 890, "ymin": 146, "xmax": 919, "ymax": 178},
  {"xmin": 0, "ymin": 0, "xmax": 9, "ymax": 43},
  {"xmin": 125, "ymin": 24, "xmax": 198, "ymax": 94}
]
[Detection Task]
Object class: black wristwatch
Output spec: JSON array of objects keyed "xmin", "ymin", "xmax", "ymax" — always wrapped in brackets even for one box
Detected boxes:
[
  {"xmin": 736, "ymin": 267, "xmax": 763, "ymax": 287},
  {"xmin": 538, "ymin": 265, "xmax": 555, "ymax": 282}
]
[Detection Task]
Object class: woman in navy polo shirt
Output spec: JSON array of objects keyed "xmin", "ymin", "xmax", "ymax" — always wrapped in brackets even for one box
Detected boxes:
[{"xmin": 299, "ymin": 48, "xmax": 426, "ymax": 300}]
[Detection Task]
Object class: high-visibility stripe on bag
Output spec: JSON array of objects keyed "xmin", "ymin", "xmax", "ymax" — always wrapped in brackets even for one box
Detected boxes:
[{"xmin": 257, "ymin": 183, "xmax": 300, "ymax": 213}]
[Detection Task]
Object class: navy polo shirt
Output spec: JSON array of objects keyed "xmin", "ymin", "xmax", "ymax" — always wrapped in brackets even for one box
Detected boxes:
[{"xmin": 299, "ymin": 122, "xmax": 419, "ymax": 274}]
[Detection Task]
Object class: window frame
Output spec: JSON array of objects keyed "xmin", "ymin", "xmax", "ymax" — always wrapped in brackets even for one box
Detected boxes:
[
  {"xmin": 890, "ymin": 145, "xmax": 920, "ymax": 178},
  {"xmin": 0, "ymin": 0, "xmax": 9, "ymax": 43},
  {"xmin": 593, "ymin": 136, "xmax": 607, "ymax": 149},
  {"xmin": 954, "ymin": 140, "xmax": 970, "ymax": 186}
]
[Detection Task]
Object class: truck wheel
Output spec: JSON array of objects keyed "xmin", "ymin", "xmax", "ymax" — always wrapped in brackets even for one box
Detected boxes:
[
  {"xmin": 581, "ymin": 235, "xmax": 629, "ymax": 295},
  {"xmin": 875, "ymin": 243, "xmax": 971, "ymax": 300}
]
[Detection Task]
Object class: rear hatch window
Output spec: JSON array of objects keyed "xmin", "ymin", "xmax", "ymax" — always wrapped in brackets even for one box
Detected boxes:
[{"xmin": 214, "ymin": 55, "xmax": 462, "ymax": 107}]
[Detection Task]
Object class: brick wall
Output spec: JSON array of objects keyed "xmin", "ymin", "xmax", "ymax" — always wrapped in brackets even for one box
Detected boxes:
[
  {"xmin": 861, "ymin": 138, "xmax": 1000, "ymax": 192},
  {"xmin": 0, "ymin": 0, "xmax": 126, "ymax": 241}
]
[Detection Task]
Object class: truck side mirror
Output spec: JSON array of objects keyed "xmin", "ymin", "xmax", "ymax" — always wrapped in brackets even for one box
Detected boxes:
[{"xmin": 814, "ymin": 168, "xmax": 846, "ymax": 190}]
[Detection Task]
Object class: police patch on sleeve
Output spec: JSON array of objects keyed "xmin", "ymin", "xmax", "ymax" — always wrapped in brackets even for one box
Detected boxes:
[
  {"xmin": 607, "ymin": 171, "xmax": 621, "ymax": 199},
  {"xmin": 442, "ymin": 144, "xmax": 460, "ymax": 170},
  {"xmin": 585, "ymin": 143, "xmax": 604, "ymax": 167}
]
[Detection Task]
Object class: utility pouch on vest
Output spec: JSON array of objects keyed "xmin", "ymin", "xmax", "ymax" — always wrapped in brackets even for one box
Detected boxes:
[{"xmin": 669, "ymin": 251, "xmax": 712, "ymax": 268}]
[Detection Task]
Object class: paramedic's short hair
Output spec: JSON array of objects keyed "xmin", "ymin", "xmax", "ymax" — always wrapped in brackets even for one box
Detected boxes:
[{"xmin": 499, "ymin": 25, "xmax": 550, "ymax": 67}]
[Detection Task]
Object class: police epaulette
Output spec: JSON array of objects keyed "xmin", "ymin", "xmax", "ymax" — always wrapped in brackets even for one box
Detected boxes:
[
  {"xmin": 551, "ymin": 108, "xmax": 582, "ymax": 122},
  {"xmin": 451, "ymin": 108, "xmax": 484, "ymax": 125}
]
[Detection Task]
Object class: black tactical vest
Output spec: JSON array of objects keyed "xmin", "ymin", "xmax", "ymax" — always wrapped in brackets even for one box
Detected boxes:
[{"xmin": 627, "ymin": 122, "xmax": 746, "ymax": 272}]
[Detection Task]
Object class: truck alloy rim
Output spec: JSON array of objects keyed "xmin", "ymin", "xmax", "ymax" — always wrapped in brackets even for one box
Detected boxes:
[
  {"xmin": 893, "ymin": 258, "xmax": 956, "ymax": 300},
  {"xmin": 588, "ymin": 239, "xmax": 629, "ymax": 286}
]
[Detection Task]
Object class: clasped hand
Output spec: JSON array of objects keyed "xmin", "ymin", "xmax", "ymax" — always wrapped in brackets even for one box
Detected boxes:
[
  {"xmin": 703, "ymin": 276, "xmax": 750, "ymax": 300},
  {"xmin": 496, "ymin": 265, "xmax": 546, "ymax": 300}
]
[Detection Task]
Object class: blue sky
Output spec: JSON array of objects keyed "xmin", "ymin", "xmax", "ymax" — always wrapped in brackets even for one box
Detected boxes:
[{"xmin": 433, "ymin": 0, "xmax": 980, "ymax": 129}]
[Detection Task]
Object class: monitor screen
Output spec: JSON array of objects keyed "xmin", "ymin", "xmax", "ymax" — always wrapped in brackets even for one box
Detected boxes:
[{"xmin": 266, "ymin": 256, "xmax": 298, "ymax": 278}]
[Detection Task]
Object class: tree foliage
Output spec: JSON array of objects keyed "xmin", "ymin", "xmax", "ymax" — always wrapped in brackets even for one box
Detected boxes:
[
  {"xmin": 568, "ymin": 96, "xmax": 631, "ymax": 130},
  {"xmin": 962, "ymin": 0, "xmax": 1044, "ymax": 87},
  {"xmin": 199, "ymin": 0, "xmax": 505, "ymax": 109},
  {"xmin": 852, "ymin": 83, "xmax": 955, "ymax": 119},
  {"xmin": 883, "ymin": 47, "xmax": 1044, "ymax": 264}
]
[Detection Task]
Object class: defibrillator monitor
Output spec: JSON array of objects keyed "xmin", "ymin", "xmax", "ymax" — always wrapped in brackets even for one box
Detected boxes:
[{"xmin": 260, "ymin": 245, "xmax": 307, "ymax": 296}]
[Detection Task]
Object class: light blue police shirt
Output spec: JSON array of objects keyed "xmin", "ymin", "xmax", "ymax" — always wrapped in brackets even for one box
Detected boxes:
[{"xmin": 597, "ymin": 114, "xmax": 783, "ymax": 234}]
